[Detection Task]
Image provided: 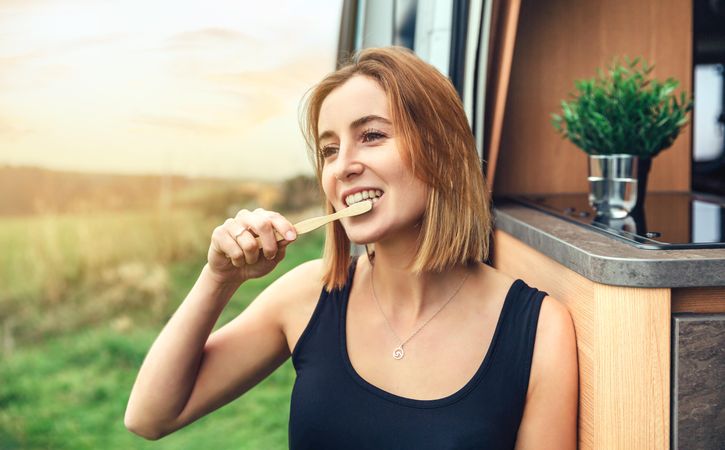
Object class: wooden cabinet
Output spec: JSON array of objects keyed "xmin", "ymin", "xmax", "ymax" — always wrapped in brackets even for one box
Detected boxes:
[{"xmin": 492, "ymin": 227, "xmax": 725, "ymax": 449}]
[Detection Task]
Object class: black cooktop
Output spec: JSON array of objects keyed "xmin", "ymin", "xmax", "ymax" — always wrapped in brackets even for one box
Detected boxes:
[{"xmin": 498, "ymin": 191, "xmax": 725, "ymax": 250}]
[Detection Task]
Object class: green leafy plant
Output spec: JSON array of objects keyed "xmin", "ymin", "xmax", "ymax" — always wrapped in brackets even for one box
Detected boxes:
[{"xmin": 551, "ymin": 57, "xmax": 693, "ymax": 158}]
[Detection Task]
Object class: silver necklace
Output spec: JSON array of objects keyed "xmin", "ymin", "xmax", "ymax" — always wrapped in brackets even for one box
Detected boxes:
[{"xmin": 370, "ymin": 266, "xmax": 470, "ymax": 360}]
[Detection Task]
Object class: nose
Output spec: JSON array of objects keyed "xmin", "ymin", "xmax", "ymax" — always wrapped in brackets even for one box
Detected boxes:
[{"xmin": 332, "ymin": 144, "xmax": 363, "ymax": 181}]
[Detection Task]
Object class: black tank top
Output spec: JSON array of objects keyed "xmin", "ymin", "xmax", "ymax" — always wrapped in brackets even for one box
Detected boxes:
[{"xmin": 288, "ymin": 257, "xmax": 547, "ymax": 450}]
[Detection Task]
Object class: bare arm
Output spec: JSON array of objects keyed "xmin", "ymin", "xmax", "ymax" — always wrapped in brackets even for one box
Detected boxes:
[
  {"xmin": 124, "ymin": 208, "xmax": 314, "ymax": 440},
  {"xmin": 124, "ymin": 264, "xmax": 248, "ymax": 439},
  {"xmin": 514, "ymin": 296, "xmax": 579, "ymax": 450}
]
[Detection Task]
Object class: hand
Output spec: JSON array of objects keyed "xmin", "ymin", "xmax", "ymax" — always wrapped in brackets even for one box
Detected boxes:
[{"xmin": 206, "ymin": 208, "xmax": 297, "ymax": 285}]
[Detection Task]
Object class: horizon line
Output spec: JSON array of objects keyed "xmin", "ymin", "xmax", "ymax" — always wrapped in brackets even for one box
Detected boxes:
[{"xmin": 0, "ymin": 162, "xmax": 317, "ymax": 184}]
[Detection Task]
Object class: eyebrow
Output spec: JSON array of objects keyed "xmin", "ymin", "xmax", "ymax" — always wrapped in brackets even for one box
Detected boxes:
[{"xmin": 318, "ymin": 115, "xmax": 392, "ymax": 142}]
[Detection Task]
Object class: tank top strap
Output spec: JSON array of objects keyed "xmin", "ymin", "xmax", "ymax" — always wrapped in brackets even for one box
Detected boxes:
[
  {"xmin": 485, "ymin": 278, "xmax": 548, "ymax": 406},
  {"xmin": 290, "ymin": 256, "xmax": 359, "ymax": 370}
]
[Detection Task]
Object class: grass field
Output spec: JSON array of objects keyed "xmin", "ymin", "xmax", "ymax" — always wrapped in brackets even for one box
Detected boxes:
[{"xmin": 0, "ymin": 208, "xmax": 325, "ymax": 449}]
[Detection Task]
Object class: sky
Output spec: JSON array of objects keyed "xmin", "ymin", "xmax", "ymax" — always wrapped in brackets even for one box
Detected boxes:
[{"xmin": 0, "ymin": 0, "xmax": 342, "ymax": 181}]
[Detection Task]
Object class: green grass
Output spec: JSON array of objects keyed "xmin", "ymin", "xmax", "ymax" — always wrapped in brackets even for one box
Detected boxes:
[
  {"xmin": 0, "ymin": 227, "xmax": 325, "ymax": 449},
  {"xmin": 0, "ymin": 326, "xmax": 297, "ymax": 449},
  {"xmin": 0, "ymin": 209, "xmax": 215, "ymax": 345}
]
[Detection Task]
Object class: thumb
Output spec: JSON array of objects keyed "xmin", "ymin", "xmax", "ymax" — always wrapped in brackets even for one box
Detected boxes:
[{"xmin": 274, "ymin": 245, "xmax": 287, "ymax": 261}]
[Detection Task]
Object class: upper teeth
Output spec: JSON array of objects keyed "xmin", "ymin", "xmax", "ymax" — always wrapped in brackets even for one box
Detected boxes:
[{"xmin": 345, "ymin": 189, "xmax": 383, "ymax": 206}]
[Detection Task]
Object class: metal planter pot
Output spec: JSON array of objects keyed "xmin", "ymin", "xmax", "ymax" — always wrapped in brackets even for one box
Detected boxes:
[{"xmin": 588, "ymin": 154, "xmax": 639, "ymax": 218}]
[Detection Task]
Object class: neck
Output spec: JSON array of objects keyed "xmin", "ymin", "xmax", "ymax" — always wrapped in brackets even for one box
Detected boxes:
[{"xmin": 368, "ymin": 236, "xmax": 471, "ymax": 328}]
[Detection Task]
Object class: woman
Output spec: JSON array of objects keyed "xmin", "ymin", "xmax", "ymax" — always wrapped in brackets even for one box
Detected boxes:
[{"xmin": 125, "ymin": 46, "xmax": 578, "ymax": 449}]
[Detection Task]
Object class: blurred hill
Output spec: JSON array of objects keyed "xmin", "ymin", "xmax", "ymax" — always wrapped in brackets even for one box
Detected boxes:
[
  {"xmin": 0, "ymin": 165, "xmax": 322, "ymax": 351},
  {"xmin": 0, "ymin": 165, "xmax": 321, "ymax": 217}
]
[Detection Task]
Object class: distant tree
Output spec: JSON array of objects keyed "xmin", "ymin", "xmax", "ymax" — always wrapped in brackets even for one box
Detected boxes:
[
  {"xmin": 0, "ymin": 166, "xmax": 177, "ymax": 215},
  {"xmin": 275, "ymin": 175, "xmax": 320, "ymax": 213}
]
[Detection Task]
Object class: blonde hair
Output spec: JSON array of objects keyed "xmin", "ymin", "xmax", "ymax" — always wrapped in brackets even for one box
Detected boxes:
[{"xmin": 301, "ymin": 46, "xmax": 492, "ymax": 291}]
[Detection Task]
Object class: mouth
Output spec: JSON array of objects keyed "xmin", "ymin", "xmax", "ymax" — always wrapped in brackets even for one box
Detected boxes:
[{"xmin": 344, "ymin": 189, "xmax": 384, "ymax": 207}]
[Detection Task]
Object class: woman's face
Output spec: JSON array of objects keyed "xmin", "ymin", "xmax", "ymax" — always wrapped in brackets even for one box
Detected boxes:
[{"xmin": 318, "ymin": 75, "xmax": 428, "ymax": 245}]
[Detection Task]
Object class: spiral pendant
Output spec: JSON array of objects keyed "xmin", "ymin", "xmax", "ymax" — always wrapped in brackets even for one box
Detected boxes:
[{"xmin": 393, "ymin": 345, "xmax": 405, "ymax": 360}]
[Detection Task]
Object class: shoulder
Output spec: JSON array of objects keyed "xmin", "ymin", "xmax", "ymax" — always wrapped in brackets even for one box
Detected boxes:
[
  {"xmin": 535, "ymin": 295, "xmax": 576, "ymax": 352},
  {"xmin": 514, "ymin": 293, "xmax": 578, "ymax": 448},
  {"xmin": 474, "ymin": 263, "xmax": 515, "ymax": 287},
  {"xmin": 270, "ymin": 258, "xmax": 325, "ymax": 291},
  {"xmin": 262, "ymin": 258, "xmax": 325, "ymax": 308},
  {"xmin": 263, "ymin": 258, "xmax": 326, "ymax": 338},
  {"xmin": 530, "ymin": 295, "xmax": 577, "ymax": 389},
  {"xmin": 247, "ymin": 258, "xmax": 325, "ymax": 324}
]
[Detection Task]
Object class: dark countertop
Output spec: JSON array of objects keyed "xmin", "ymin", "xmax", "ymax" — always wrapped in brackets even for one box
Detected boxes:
[{"xmin": 492, "ymin": 201, "xmax": 725, "ymax": 288}]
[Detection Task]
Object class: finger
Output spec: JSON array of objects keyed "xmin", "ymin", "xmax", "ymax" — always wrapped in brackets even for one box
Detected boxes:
[
  {"xmin": 215, "ymin": 225, "xmax": 245, "ymax": 267},
  {"xmin": 243, "ymin": 215, "xmax": 279, "ymax": 260},
  {"xmin": 267, "ymin": 211, "xmax": 297, "ymax": 243},
  {"xmin": 273, "ymin": 245, "xmax": 287, "ymax": 262},
  {"xmin": 244, "ymin": 209, "xmax": 293, "ymax": 242},
  {"xmin": 227, "ymin": 220, "xmax": 248, "ymax": 243},
  {"xmin": 221, "ymin": 218, "xmax": 248, "ymax": 267},
  {"xmin": 234, "ymin": 209, "xmax": 251, "ymax": 220},
  {"xmin": 238, "ymin": 229, "xmax": 261, "ymax": 265}
]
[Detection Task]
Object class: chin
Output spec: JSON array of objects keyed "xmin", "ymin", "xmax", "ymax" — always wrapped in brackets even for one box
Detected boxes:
[
  {"xmin": 345, "ymin": 232, "xmax": 378, "ymax": 246},
  {"xmin": 343, "ymin": 226, "xmax": 385, "ymax": 246}
]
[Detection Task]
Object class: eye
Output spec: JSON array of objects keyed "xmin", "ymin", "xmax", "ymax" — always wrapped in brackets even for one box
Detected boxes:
[
  {"xmin": 361, "ymin": 128, "xmax": 387, "ymax": 143},
  {"xmin": 320, "ymin": 145, "xmax": 338, "ymax": 159}
]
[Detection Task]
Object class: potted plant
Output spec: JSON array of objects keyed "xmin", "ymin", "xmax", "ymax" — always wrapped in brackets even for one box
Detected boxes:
[{"xmin": 551, "ymin": 57, "xmax": 693, "ymax": 218}]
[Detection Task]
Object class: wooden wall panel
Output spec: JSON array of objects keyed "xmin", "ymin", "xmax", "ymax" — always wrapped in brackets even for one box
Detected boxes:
[
  {"xmin": 491, "ymin": 0, "xmax": 692, "ymax": 196},
  {"xmin": 484, "ymin": 0, "xmax": 522, "ymax": 190},
  {"xmin": 672, "ymin": 287, "xmax": 725, "ymax": 313},
  {"xmin": 493, "ymin": 230, "xmax": 671, "ymax": 449},
  {"xmin": 594, "ymin": 284, "xmax": 670, "ymax": 450}
]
